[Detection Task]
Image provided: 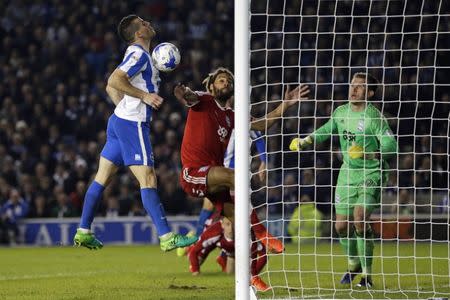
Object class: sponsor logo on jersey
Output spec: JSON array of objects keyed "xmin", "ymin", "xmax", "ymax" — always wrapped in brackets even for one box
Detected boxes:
[
  {"xmin": 217, "ymin": 126, "xmax": 228, "ymax": 142},
  {"xmin": 135, "ymin": 154, "xmax": 141, "ymax": 161},
  {"xmin": 343, "ymin": 130, "xmax": 356, "ymax": 141},
  {"xmin": 131, "ymin": 54, "xmax": 139, "ymax": 62}
]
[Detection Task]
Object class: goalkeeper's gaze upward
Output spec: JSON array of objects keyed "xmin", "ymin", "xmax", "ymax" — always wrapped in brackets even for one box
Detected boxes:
[{"xmin": 289, "ymin": 72, "xmax": 398, "ymax": 288}]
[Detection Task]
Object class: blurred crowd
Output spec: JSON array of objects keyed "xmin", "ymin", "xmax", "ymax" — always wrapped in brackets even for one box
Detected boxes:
[
  {"xmin": 0, "ymin": 0, "xmax": 448, "ymax": 236},
  {"xmin": 249, "ymin": 1, "xmax": 449, "ymax": 217},
  {"xmin": 0, "ymin": 0, "xmax": 233, "ymax": 225}
]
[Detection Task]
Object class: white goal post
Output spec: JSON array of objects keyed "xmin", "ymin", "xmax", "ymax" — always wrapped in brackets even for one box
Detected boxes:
[
  {"xmin": 234, "ymin": 0, "xmax": 251, "ymax": 299},
  {"xmin": 236, "ymin": 0, "xmax": 449, "ymax": 299}
]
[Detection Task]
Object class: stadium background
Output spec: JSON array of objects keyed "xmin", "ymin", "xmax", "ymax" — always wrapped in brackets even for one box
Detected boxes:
[
  {"xmin": 0, "ymin": 0, "xmax": 234, "ymax": 225},
  {"xmin": 0, "ymin": 1, "xmax": 449, "ymax": 299},
  {"xmin": 249, "ymin": 0, "xmax": 449, "ymax": 221},
  {"xmin": 0, "ymin": 1, "xmax": 448, "ymax": 240}
]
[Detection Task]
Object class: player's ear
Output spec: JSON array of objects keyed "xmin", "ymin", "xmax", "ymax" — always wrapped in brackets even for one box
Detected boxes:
[
  {"xmin": 135, "ymin": 30, "xmax": 142, "ymax": 39},
  {"xmin": 368, "ymin": 90, "xmax": 374, "ymax": 99}
]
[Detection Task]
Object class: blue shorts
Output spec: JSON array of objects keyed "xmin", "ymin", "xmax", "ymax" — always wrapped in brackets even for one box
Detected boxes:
[{"xmin": 100, "ymin": 114, "xmax": 154, "ymax": 167}]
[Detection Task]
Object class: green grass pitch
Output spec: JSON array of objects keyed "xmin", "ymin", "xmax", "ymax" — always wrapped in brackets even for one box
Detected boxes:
[{"xmin": 0, "ymin": 242, "xmax": 449, "ymax": 299}]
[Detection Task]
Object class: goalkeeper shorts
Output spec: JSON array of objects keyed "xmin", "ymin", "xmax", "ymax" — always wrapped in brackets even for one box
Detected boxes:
[{"xmin": 334, "ymin": 169, "xmax": 381, "ymax": 215}]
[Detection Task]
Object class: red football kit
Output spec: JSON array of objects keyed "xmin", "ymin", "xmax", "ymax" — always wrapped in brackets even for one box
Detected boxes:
[
  {"xmin": 180, "ymin": 92, "xmax": 234, "ymax": 200},
  {"xmin": 188, "ymin": 221, "xmax": 234, "ymax": 273},
  {"xmin": 188, "ymin": 221, "xmax": 267, "ymax": 275}
]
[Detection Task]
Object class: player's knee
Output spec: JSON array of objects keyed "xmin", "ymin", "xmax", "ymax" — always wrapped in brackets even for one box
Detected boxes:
[
  {"xmin": 334, "ymin": 222, "xmax": 348, "ymax": 236},
  {"xmin": 353, "ymin": 221, "xmax": 365, "ymax": 234},
  {"xmin": 139, "ymin": 173, "xmax": 157, "ymax": 188},
  {"xmin": 353, "ymin": 212, "xmax": 366, "ymax": 232},
  {"xmin": 95, "ymin": 158, "xmax": 118, "ymax": 185},
  {"xmin": 94, "ymin": 171, "xmax": 111, "ymax": 186},
  {"xmin": 130, "ymin": 166, "xmax": 157, "ymax": 188}
]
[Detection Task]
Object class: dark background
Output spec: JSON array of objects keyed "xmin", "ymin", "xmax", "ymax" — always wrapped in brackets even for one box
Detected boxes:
[
  {"xmin": 249, "ymin": 0, "xmax": 449, "ymax": 218},
  {"xmin": 0, "ymin": 0, "xmax": 448, "ymax": 224}
]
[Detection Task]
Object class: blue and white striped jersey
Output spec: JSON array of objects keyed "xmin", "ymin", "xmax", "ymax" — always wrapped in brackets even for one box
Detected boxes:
[
  {"xmin": 224, "ymin": 130, "xmax": 267, "ymax": 169},
  {"xmin": 114, "ymin": 44, "xmax": 161, "ymax": 122}
]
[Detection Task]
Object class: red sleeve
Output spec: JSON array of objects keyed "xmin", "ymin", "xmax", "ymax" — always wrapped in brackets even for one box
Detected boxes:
[
  {"xmin": 188, "ymin": 222, "xmax": 223, "ymax": 273},
  {"xmin": 186, "ymin": 91, "xmax": 214, "ymax": 108},
  {"xmin": 188, "ymin": 241, "xmax": 203, "ymax": 273}
]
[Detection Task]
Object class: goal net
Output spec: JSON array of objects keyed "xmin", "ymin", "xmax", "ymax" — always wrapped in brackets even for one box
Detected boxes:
[{"xmin": 245, "ymin": 0, "xmax": 450, "ymax": 298}]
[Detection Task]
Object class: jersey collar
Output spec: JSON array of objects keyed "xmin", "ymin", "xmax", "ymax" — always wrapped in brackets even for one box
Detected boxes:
[
  {"xmin": 214, "ymin": 99, "xmax": 232, "ymax": 111},
  {"xmin": 132, "ymin": 44, "xmax": 150, "ymax": 54}
]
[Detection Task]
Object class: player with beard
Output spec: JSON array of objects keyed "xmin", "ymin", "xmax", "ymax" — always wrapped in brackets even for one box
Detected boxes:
[{"xmin": 174, "ymin": 67, "xmax": 310, "ymax": 253}]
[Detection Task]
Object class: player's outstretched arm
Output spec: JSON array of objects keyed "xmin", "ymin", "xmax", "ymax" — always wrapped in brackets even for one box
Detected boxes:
[
  {"xmin": 187, "ymin": 240, "xmax": 204, "ymax": 276},
  {"xmin": 251, "ymin": 84, "xmax": 309, "ymax": 132},
  {"xmin": 289, "ymin": 136, "xmax": 313, "ymax": 151},
  {"xmin": 173, "ymin": 83, "xmax": 199, "ymax": 107},
  {"xmin": 107, "ymin": 68, "xmax": 163, "ymax": 109},
  {"xmin": 289, "ymin": 115, "xmax": 336, "ymax": 151}
]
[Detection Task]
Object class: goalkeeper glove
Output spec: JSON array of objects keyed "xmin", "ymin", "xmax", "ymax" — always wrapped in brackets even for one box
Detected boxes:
[
  {"xmin": 348, "ymin": 142, "xmax": 364, "ymax": 159},
  {"xmin": 289, "ymin": 136, "xmax": 313, "ymax": 151}
]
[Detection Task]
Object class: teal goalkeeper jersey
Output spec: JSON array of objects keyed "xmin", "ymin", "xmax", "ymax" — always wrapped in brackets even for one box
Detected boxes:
[{"xmin": 311, "ymin": 102, "xmax": 397, "ymax": 170}]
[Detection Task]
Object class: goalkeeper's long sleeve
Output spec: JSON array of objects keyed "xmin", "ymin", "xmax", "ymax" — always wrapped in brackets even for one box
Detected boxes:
[
  {"xmin": 376, "ymin": 116, "xmax": 398, "ymax": 160},
  {"xmin": 311, "ymin": 118, "xmax": 337, "ymax": 144},
  {"xmin": 379, "ymin": 135, "xmax": 397, "ymax": 160}
]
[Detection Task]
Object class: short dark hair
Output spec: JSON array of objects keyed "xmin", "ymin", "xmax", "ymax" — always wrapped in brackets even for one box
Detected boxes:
[
  {"xmin": 117, "ymin": 15, "xmax": 140, "ymax": 43},
  {"xmin": 353, "ymin": 72, "xmax": 379, "ymax": 97},
  {"xmin": 202, "ymin": 67, "xmax": 234, "ymax": 93}
]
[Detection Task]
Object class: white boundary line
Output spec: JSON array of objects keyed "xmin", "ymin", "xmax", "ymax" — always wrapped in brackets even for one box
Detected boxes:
[{"xmin": 0, "ymin": 270, "xmax": 113, "ymax": 281}]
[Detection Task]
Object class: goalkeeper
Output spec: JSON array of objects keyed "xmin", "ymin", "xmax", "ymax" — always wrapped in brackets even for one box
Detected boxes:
[{"xmin": 289, "ymin": 73, "xmax": 397, "ymax": 288}]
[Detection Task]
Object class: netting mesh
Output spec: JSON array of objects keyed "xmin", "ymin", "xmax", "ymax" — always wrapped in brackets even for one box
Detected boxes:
[{"xmin": 248, "ymin": 0, "xmax": 449, "ymax": 298}]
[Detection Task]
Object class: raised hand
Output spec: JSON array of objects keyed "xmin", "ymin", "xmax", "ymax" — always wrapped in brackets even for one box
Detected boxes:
[
  {"xmin": 142, "ymin": 92, "xmax": 164, "ymax": 110},
  {"xmin": 173, "ymin": 83, "xmax": 187, "ymax": 100},
  {"xmin": 283, "ymin": 84, "xmax": 310, "ymax": 107},
  {"xmin": 174, "ymin": 83, "xmax": 198, "ymax": 105}
]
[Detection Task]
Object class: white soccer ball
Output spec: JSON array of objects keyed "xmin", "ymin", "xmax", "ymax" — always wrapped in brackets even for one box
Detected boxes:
[{"xmin": 151, "ymin": 42, "xmax": 181, "ymax": 72}]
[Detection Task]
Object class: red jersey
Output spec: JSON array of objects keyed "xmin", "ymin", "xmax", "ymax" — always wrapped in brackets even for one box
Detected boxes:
[
  {"xmin": 188, "ymin": 221, "xmax": 234, "ymax": 273},
  {"xmin": 181, "ymin": 92, "xmax": 234, "ymax": 168}
]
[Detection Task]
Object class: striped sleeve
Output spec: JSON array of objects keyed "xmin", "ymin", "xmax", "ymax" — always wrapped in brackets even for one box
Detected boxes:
[
  {"xmin": 250, "ymin": 130, "xmax": 267, "ymax": 163},
  {"xmin": 118, "ymin": 51, "xmax": 149, "ymax": 78}
]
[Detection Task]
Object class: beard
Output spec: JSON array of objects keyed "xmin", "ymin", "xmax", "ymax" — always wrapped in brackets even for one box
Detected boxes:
[{"xmin": 214, "ymin": 86, "xmax": 234, "ymax": 102}]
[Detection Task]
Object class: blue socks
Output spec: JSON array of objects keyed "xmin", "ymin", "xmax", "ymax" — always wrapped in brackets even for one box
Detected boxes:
[
  {"xmin": 141, "ymin": 188, "xmax": 171, "ymax": 236},
  {"xmin": 79, "ymin": 184, "xmax": 171, "ymax": 237},
  {"xmin": 79, "ymin": 181, "xmax": 105, "ymax": 229},
  {"xmin": 196, "ymin": 209, "xmax": 213, "ymax": 236}
]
